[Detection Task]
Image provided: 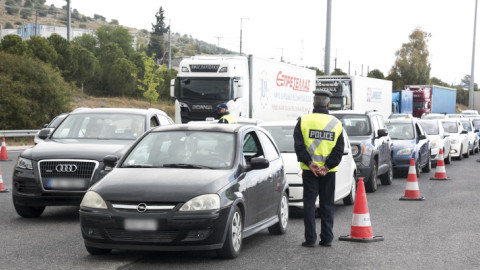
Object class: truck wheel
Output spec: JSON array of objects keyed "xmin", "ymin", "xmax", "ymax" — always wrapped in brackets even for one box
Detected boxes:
[
  {"xmin": 422, "ymin": 154, "xmax": 431, "ymax": 173},
  {"xmin": 13, "ymin": 202, "xmax": 45, "ymax": 218},
  {"xmin": 343, "ymin": 173, "xmax": 356, "ymax": 205},
  {"xmin": 379, "ymin": 159, "xmax": 393, "ymax": 185},
  {"xmin": 464, "ymin": 144, "xmax": 470, "ymax": 158},
  {"xmin": 85, "ymin": 245, "xmax": 111, "ymax": 255},
  {"xmin": 217, "ymin": 206, "xmax": 243, "ymax": 259},
  {"xmin": 268, "ymin": 192, "xmax": 288, "ymax": 235},
  {"xmin": 365, "ymin": 162, "xmax": 378, "ymax": 193},
  {"xmin": 444, "ymin": 148, "xmax": 451, "ymax": 164}
]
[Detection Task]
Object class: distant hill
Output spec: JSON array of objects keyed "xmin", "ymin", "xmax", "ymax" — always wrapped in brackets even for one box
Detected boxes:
[{"xmin": 0, "ymin": 0, "xmax": 235, "ymax": 56}]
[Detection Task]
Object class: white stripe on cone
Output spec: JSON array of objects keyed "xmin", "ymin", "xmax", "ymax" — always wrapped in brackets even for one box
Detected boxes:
[
  {"xmin": 408, "ymin": 164, "xmax": 417, "ymax": 175},
  {"xmin": 351, "ymin": 213, "xmax": 372, "ymax": 227},
  {"xmin": 436, "ymin": 166, "xmax": 446, "ymax": 173},
  {"xmin": 406, "ymin": 181, "xmax": 419, "ymax": 190}
]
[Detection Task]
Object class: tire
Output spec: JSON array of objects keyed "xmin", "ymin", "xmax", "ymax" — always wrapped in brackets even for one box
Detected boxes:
[
  {"xmin": 422, "ymin": 154, "xmax": 431, "ymax": 173},
  {"xmin": 475, "ymin": 144, "xmax": 479, "ymax": 154},
  {"xmin": 268, "ymin": 192, "xmax": 289, "ymax": 235},
  {"xmin": 464, "ymin": 144, "xmax": 470, "ymax": 158},
  {"xmin": 343, "ymin": 173, "xmax": 356, "ymax": 205},
  {"xmin": 444, "ymin": 148, "xmax": 451, "ymax": 164},
  {"xmin": 365, "ymin": 162, "xmax": 378, "ymax": 193},
  {"xmin": 85, "ymin": 245, "xmax": 111, "ymax": 255},
  {"xmin": 415, "ymin": 158, "xmax": 421, "ymax": 177},
  {"xmin": 470, "ymin": 143, "xmax": 475, "ymax": 155},
  {"xmin": 379, "ymin": 159, "xmax": 393, "ymax": 185},
  {"xmin": 458, "ymin": 146, "xmax": 463, "ymax": 160},
  {"xmin": 13, "ymin": 202, "xmax": 45, "ymax": 218},
  {"xmin": 217, "ymin": 206, "xmax": 243, "ymax": 259}
]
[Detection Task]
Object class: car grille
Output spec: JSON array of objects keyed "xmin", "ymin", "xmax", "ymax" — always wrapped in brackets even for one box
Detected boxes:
[
  {"xmin": 105, "ymin": 229, "xmax": 178, "ymax": 243},
  {"xmin": 15, "ymin": 181, "xmax": 38, "ymax": 193},
  {"xmin": 111, "ymin": 202, "xmax": 177, "ymax": 213},
  {"xmin": 38, "ymin": 160, "xmax": 98, "ymax": 191}
]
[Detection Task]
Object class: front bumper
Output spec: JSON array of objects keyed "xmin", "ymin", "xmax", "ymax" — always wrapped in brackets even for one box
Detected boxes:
[
  {"xmin": 450, "ymin": 143, "xmax": 462, "ymax": 157},
  {"xmin": 80, "ymin": 206, "xmax": 231, "ymax": 251}
]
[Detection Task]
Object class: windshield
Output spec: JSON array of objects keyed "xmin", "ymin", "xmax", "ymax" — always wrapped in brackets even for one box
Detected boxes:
[
  {"xmin": 49, "ymin": 114, "xmax": 67, "ymax": 128},
  {"xmin": 122, "ymin": 131, "xmax": 235, "ymax": 169},
  {"xmin": 333, "ymin": 115, "xmax": 371, "ymax": 136},
  {"xmin": 473, "ymin": 120, "xmax": 480, "ymax": 129},
  {"xmin": 442, "ymin": 122, "xmax": 458, "ymax": 133},
  {"xmin": 423, "ymin": 114, "xmax": 445, "ymax": 120},
  {"xmin": 460, "ymin": 120, "xmax": 472, "ymax": 132},
  {"xmin": 262, "ymin": 126, "xmax": 295, "ymax": 153},
  {"xmin": 52, "ymin": 113, "xmax": 145, "ymax": 140},
  {"xmin": 385, "ymin": 122, "xmax": 414, "ymax": 140},
  {"xmin": 419, "ymin": 121, "xmax": 439, "ymax": 135},
  {"xmin": 177, "ymin": 78, "xmax": 232, "ymax": 100},
  {"xmin": 413, "ymin": 101, "xmax": 425, "ymax": 110}
]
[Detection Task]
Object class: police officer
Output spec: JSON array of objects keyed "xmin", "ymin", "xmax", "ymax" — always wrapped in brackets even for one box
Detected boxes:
[
  {"xmin": 294, "ymin": 89, "xmax": 344, "ymax": 248},
  {"xmin": 215, "ymin": 103, "xmax": 236, "ymax": 124}
]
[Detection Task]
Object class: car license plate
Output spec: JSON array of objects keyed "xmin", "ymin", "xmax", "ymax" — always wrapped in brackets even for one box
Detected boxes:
[
  {"xmin": 45, "ymin": 178, "xmax": 87, "ymax": 189},
  {"xmin": 124, "ymin": 219, "xmax": 158, "ymax": 231}
]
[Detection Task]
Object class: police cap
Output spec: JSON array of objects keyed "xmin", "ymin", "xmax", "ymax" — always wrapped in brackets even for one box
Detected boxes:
[{"xmin": 313, "ymin": 89, "xmax": 333, "ymax": 97}]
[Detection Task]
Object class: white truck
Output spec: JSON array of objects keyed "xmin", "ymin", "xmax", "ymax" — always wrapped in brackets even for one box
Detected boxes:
[
  {"xmin": 316, "ymin": 75, "xmax": 393, "ymax": 118},
  {"xmin": 170, "ymin": 55, "xmax": 316, "ymax": 123}
]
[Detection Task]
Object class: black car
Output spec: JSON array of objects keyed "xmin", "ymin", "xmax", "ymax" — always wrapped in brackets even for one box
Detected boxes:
[
  {"xmin": 79, "ymin": 124, "xmax": 288, "ymax": 258},
  {"xmin": 12, "ymin": 108, "xmax": 174, "ymax": 218}
]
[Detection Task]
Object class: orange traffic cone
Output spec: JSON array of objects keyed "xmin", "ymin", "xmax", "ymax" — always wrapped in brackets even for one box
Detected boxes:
[
  {"xmin": 0, "ymin": 168, "xmax": 9, "ymax": 193},
  {"xmin": 400, "ymin": 158, "xmax": 425, "ymax": 201},
  {"xmin": 339, "ymin": 178, "xmax": 384, "ymax": 242},
  {"xmin": 0, "ymin": 138, "xmax": 8, "ymax": 161},
  {"xmin": 430, "ymin": 148, "xmax": 450, "ymax": 180}
]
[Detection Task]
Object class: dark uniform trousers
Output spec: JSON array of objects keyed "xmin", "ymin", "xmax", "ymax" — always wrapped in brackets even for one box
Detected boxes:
[{"xmin": 302, "ymin": 170, "xmax": 336, "ymax": 244}]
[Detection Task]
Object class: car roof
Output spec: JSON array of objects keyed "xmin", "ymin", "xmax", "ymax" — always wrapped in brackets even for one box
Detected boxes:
[
  {"xmin": 69, "ymin": 107, "xmax": 168, "ymax": 116},
  {"xmin": 385, "ymin": 118, "xmax": 415, "ymax": 124},
  {"xmin": 259, "ymin": 120, "xmax": 297, "ymax": 127},
  {"xmin": 330, "ymin": 110, "xmax": 374, "ymax": 115},
  {"xmin": 151, "ymin": 123, "xmax": 252, "ymax": 134}
]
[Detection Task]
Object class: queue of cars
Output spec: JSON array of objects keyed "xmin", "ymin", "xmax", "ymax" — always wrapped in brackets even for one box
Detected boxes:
[{"xmin": 12, "ymin": 106, "xmax": 480, "ymax": 258}]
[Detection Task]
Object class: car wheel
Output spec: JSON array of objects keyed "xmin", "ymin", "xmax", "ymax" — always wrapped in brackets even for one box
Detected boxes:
[
  {"xmin": 464, "ymin": 144, "xmax": 470, "ymax": 158},
  {"xmin": 217, "ymin": 206, "xmax": 243, "ymax": 259},
  {"xmin": 458, "ymin": 146, "xmax": 463, "ymax": 160},
  {"xmin": 13, "ymin": 202, "xmax": 45, "ymax": 218},
  {"xmin": 475, "ymin": 143, "xmax": 479, "ymax": 153},
  {"xmin": 422, "ymin": 153, "xmax": 431, "ymax": 173},
  {"xmin": 415, "ymin": 158, "xmax": 421, "ymax": 177},
  {"xmin": 268, "ymin": 192, "xmax": 289, "ymax": 235},
  {"xmin": 365, "ymin": 162, "xmax": 378, "ymax": 193},
  {"xmin": 343, "ymin": 173, "xmax": 356, "ymax": 205},
  {"xmin": 85, "ymin": 245, "xmax": 111, "ymax": 255},
  {"xmin": 444, "ymin": 148, "xmax": 451, "ymax": 164},
  {"xmin": 379, "ymin": 159, "xmax": 393, "ymax": 185}
]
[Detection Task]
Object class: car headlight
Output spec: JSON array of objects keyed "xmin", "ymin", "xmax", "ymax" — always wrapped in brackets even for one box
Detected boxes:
[
  {"xmin": 16, "ymin": 157, "xmax": 33, "ymax": 170},
  {"xmin": 397, "ymin": 148, "xmax": 412, "ymax": 156},
  {"xmin": 351, "ymin": 145, "xmax": 361, "ymax": 156},
  {"xmin": 450, "ymin": 138, "xmax": 459, "ymax": 144},
  {"xmin": 179, "ymin": 194, "xmax": 220, "ymax": 211},
  {"xmin": 80, "ymin": 191, "xmax": 107, "ymax": 209},
  {"xmin": 430, "ymin": 138, "xmax": 441, "ymax": 149}
]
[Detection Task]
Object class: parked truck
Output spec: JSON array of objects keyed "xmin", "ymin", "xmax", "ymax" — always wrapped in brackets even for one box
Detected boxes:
[
  {"xmin": 405, "ymin": 85, "xmax": 457, "ymax": 118},
  {"xmin": 170, "ymin": 54, "xmax": 316, "ymax": 123},
  {"xmin": 315, "ymin": 75, "xmax": 392, "ymax": 118},
  {"xmin": 391, "ymin": 90, "xmax": 413, "ymax": 114}
]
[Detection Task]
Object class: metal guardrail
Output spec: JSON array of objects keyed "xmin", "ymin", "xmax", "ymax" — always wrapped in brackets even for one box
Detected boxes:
[{"xmin": 0, "ymin": 130, "xmax": 40, "ymax": 137}]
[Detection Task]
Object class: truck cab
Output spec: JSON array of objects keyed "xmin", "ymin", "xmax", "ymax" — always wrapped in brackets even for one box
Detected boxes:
[{"xmin": 315, "ymin": 76, "xmax": 352, "ymax": 110}]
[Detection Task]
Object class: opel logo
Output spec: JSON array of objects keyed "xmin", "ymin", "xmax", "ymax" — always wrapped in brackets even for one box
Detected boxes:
[
  {"xmin": 137, "ymin": 203, "xmax": 147, "ymax": 213},
  {"xmin": 55, "ymin": 164, "xmax": 78, "ymax": 173}
]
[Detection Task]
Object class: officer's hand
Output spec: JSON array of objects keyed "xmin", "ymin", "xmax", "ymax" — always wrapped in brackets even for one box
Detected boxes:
[
  {"xmin": 319, "ymin": 166, "xmax": 328, "ymax": 176},
  {"xmin": 308, "ymin": 163, "xmax": 321, "ymax": 177}
]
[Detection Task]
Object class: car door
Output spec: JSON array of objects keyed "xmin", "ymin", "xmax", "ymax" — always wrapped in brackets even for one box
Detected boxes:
[
  {"xmin": 415, "ymin": 122, "xmax": 429, "ymax": 166},
  {"xmin": 241, "ymin": 130, "xmax": 271, "ymax": 225},
  {"xmin": 372, "ymin": 115, "xmax": 388, "ymax": 174}
]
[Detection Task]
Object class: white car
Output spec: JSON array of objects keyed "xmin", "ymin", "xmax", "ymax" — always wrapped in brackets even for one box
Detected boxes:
[
  {"xmin": 260, "ymin": 121, "xmax": 357, "ymax": 208},
  {"xmin": 418, "ymin": 119, "xmax": 452, "ymax": 165},
  {"xmin": 459, "ymin": 118, "xmax": 480, "ymax": 155},
  {"xmin": 33, "ymin": 113, "xmax": 68, "ymax": 145},
  {"xmin": 441, "ymin": 119, "xmax": 469, "ymax": 160}
]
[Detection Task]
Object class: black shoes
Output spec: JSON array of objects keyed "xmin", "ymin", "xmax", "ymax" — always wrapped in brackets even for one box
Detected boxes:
[
  {"xmin": 301, "ymin": 241, "xmax": 316, "ymax": 248},
  {"xmin": 319, "ymin": 241, "xmax": 332, "ymax": 247}
]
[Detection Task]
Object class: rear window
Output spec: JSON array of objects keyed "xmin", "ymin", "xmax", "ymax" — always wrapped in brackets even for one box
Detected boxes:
[
  {"xmin": 385, "ymin": 122, "xmax": 414, "ymax": 140},
  {"xmin": 419, "ymin": 121, "xmax": 439, "ymax": 135},
  {"xmin": 442, "ymin": 122, "xmax": 458, "ymax": 133},
  {"xmin": 333, "ymin": 114, "xmax": 371, "ymax": 136},
  {"xmin": 262, "ymin": 126, "xmax": 295, "ymax": 153}
]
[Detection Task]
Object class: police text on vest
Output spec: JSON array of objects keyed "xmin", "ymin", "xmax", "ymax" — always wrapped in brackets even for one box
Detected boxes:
[{"xmin": 308, "ymin": 129, "xmax": 335, "ymax": 141}]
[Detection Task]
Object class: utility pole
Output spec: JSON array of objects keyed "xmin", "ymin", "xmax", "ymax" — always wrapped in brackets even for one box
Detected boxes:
[
  {"xmin": 215, "ymin": 36, "xmax": 223, "ymax": 54},
  {"xmin": 66, "ymin": 0, "xmax": 71, "ymax": 41},
  {"xmin": 240, "ymin": 18, "xmax": 248, "ymax": 55},
  {"xmin": 470, "ymin": 0, "xmax": 478, "ymax": 109},
  {"xmin": 324, "ymin": 0, "xmax": 332, "ymax": 75},
  {"xmin": 168, "ymin": 19, "xmax": 171, "ymax": 69},
  {"xmin": 34, "ymin": 10, "xmax": 38, "ymax": 36},
  {"xmin": 277, "ymin": 48, "xmax": 284, "ymax": 62}
]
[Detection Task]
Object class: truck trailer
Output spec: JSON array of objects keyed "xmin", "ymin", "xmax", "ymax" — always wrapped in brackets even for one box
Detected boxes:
[
  {"xmin": 315, "ymin": 75, "xmax": 392, "ymax": 118},
  {"xmin": 405, "ymin": 85, "xmax": 457, "ymax": 118},
  {"xmin": 391, "ymin": 90, "xmax": 413, "ymax": 114},
  {"xmin": 170, "ymin": 55, "xmax": 316, "ymax": 123}
]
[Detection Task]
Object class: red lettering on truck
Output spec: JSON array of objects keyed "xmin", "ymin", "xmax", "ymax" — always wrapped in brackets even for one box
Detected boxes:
[{"xmin": 276, "ymin": 71, "xmax": 310, "ymax": 92}]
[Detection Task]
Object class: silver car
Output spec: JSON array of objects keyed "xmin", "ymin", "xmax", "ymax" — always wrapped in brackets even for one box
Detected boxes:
[
  {"xmin": 418, "ymin": 119, "xmax": 452, "ymax": 165},
  {"xmin": 459, "ymin": 118, "xmax": 480, "ymax": 155}
]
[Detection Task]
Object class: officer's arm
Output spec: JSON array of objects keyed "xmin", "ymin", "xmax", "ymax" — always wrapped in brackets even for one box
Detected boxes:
[
  {"xmin": 293, "ymin": 118, "xmax": 312, "ymax": 165},
  {"xmin": 324, "ymin": 130, "xmax": 345, "ymax": 170}
]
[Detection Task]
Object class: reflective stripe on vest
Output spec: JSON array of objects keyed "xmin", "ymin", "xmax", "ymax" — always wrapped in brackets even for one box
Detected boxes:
[
  {"xmin": 219, "ymin": 113, "xmax": 236, "ymax": 124},
  {"xmin": 300, "ymin": 113, "xmax": 342, "ymax": 172}
]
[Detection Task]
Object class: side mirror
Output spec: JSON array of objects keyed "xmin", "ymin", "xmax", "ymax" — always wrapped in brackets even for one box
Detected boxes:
[
  {"xmin": 38, "ymin": 128, "xmax": 51, "ymax": 140},
  {"xmin": 249, "ymin": 157, "xmax": 269, "ymax": 170},
  {"xmin": 475, "ymin": 129, "xmax": 479, "ymax": 133},
  {"xmin": 170, "ymin": 78, "xmax": 175, "ymax": 97},
  {"xmin": 461, "ymin": 130, "xmax": 468, "ymax": 134},
  {"xmin": 103, "ymin": 155, "xmax": 119, "ymax": 169},
  {"xmin": 418, "ymin": 134, "xmax": 427, "ymax": 140},
  {"xmin": 444, "ymin": 134, "xmax": 450, "ymax": 137},
  {"xmin": 377, "ymin": 129, "xmax": 388, "ymax": 137}
]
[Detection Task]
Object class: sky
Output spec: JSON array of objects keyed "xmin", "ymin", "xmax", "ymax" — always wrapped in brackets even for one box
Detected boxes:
[{"xmin": 45, "ymin": 0, "xmax": 479, "ymax": 86}]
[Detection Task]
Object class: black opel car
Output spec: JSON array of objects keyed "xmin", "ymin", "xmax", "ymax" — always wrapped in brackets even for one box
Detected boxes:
[
  {"xmin": 12, "ymin": 108, "xmax": 173, "ymax": 218},
  {"xmin": 79, "ymin": 124, "xmax": 288, "ymax": 258}
]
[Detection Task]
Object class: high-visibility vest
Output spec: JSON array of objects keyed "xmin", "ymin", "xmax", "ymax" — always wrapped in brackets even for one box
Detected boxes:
[
  {"xmin": 300, "ymin": 113, "xmax": 343, "ymax": 172},
  {"xmin": 219, "ymin": 113, "xmax": 236, "ymax": 124}
]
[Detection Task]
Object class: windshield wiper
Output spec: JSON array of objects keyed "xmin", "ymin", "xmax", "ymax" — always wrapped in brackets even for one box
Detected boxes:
[
  {"xmin": 122, "ymin": 164, "xmax": 153, "ymax": 168},
  {"xmin": 162, "ymin": 163, "xmax": 214, "ymax": 169}
]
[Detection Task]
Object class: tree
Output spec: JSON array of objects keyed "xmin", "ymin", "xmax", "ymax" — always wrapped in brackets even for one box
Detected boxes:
[
  {"xmin": 308, "ymin": 67, "xmax": 324, "ymax": 76},
  {"xmin": 96, "ymin": 25, "xmax": 134, "ymax": 57},
  {"xmin": 26, "ymin": 36, "xmax": 57, "ymax": 66},
  {"xmin": 460, "ymin": 74, "xmax": 479, "ymax": 91},
  {"xmin": 330, "ymin": 68, "xmax": 347, "ymax": 75},
  {"xmin": 0, "ymin": 34, "xmax": 30, "ymax": 56},
  {"xmin": 5, "ymin": 0, "xmax": 19, "ymax": 15},
  {"xmin": 106, "ymin": 58, "xmax": 137, "ymax": 96},
  {"xmin": 96, "ymin": 42, "xmax": 125, "ymax": 93},
  {"xmin": 389, "ymin": 28, "xmax": 431, "ymax": 88},
  {"xmin": 430, "ymin": 77, "xmax": 451, "ymax": 87},
  {"xmin": 367, "ymin": 69, "xmax": 385, "ymax": 79},
  {"xmin": 0, "ymin": 51, "xmax": 72, "ymax": 129},
  {"xmin": 70, "ymin": 45, "xmax": 100, "ymax": 94},
  {"xmin": 148, "ymin": 7, "xmax": 170, "ymax": 60},
  {"xmin": 47, "ymin": 34, "xmax": 73, "ymax": 77},
  {"xmin": 138, "ymin": 52, "xmax": 161, "ymax": 104},
  {"xmin": 72, "ymin": 33, "xmax": 97, "ymax": 54},
  {"xmin": 5, "ymin": 22, "xmax": 14, "ymax": 29}
]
